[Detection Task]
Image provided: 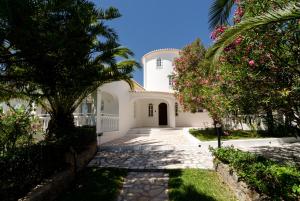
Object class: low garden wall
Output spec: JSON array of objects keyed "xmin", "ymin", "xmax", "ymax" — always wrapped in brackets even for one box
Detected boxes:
[
  {"xmin": 214, "ymin": 161, "xmax": 266, "ymax": 201},
  {"xmin": 211, "ymin": 147, "xmax": 300, "ymax": 201},
  {"xmin": 19, "ymin": 141, "xmax": 97, "ymax": 201}
]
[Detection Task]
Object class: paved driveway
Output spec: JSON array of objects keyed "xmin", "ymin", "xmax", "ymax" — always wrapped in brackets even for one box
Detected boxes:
[{"xmin": 88, "ymin": 128, "xmax": 214, "ymax": 170}]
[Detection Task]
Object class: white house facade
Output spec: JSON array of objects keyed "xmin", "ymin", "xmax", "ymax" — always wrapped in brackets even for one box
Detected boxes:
[
  {"xmin": 95, "ymin": 48, "xmax": 214, "ymax": 143},
  {"xmin": 1, "ymin": 48, "xmax": 215, "ymax": 144}
]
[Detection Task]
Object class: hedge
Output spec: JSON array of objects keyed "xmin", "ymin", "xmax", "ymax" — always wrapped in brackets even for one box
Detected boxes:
[
  {"xmin": 0, "ymin": 126, "xmax": 96, "ymax": 201},
  {"xmin": 211, "ymin": 146, "xmax": 300, "ymax": 200}
]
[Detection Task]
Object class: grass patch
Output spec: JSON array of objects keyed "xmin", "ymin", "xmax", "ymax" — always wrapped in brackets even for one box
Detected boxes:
[
  {"xmin": 190, "ymin": 128, "xmax": 280, "ymax": 141},
  {"xmin": 168, "ymin": 169, "xmax": 236, "ymax": 201},
  {"xmin": 57, "ymin": 168, "xmax": 127, "ymax": 201}
]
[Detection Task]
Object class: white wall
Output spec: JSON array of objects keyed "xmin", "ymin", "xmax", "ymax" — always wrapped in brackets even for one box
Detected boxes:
[
  {"xmin": 97, "ymin": 81, "xmax": 134, "ymax": 144},
  {"xmin": 176, "ymin": 111, "xmax": 214, "ymax": 128},
  {"xmin": 143, "ymin": 49, "xmax": 179, "ymax": 92},
  {"xmin": 133, "ymin": 99, "xmax": 171, "ymax": 128},
  {"xmin": 101, "ymin": 92, "xmax": 119, "ymax": 115}
]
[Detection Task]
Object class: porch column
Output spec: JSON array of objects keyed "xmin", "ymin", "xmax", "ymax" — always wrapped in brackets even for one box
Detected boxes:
[
  {"xmin": 169, "ymin": 99, "xmax": 176, "ymax": 128},
  {"xmin": 96, "ymin": 88, "xmax": 102, "ymax": 133}
]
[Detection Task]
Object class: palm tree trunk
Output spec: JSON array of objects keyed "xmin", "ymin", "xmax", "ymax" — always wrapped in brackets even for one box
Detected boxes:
[{"xmin": 47, "ymin": 108, "xmax": 75, "ymax": 141}]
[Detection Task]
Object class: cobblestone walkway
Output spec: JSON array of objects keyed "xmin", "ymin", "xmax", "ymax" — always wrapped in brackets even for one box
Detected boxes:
[
  {"xmin": 88, "ymin": 128, "xmax": 213, "ymax": 170},
  {"xmin": 117, "ymin": 172, "xmax": 169, "ymax": 201}
]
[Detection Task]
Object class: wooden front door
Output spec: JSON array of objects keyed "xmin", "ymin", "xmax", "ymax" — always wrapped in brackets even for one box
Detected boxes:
[{"xmin": 159, "ymin": 103, "xmax": 168, "ymax": 125}]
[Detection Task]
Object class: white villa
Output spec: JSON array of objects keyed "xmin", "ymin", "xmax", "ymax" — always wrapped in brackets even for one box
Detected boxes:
[{"xmin": 1, "ymin": 48, "xmax": 213, "ymax": 144}]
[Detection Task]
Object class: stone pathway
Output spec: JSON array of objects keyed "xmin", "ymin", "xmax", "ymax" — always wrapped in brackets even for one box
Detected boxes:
[
  {"xmin": 117, "ymin": 172, "xmax": 169, "ymax": 201},
  {"xmin": 88, "ymin": 128, "xmax": 214, "ymax": 170}
]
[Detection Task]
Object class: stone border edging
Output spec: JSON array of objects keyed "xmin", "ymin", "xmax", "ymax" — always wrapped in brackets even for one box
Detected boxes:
[
  {"xmin": 19, "ymin": 141, "xmax": 97, "ymax": 201},
  {"xmin": 214, "ymin": 160, "xmax": 267, "ymax": 201},
  {"xmin": 182, "ymin": 127, "xmax": 202, "ymax": 146}
]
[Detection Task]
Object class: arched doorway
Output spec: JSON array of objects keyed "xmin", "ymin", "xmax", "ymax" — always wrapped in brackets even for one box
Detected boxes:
[{"xmin": 159, "ymin": 103, "xmax": 168, "ymax": 126}]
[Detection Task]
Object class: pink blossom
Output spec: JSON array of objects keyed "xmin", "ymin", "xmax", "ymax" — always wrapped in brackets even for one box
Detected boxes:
[
  {"xmin": 210, "ymin": 25, "xmax": 227, "ymax": 40},
  {"xmin": 234, "ymin": 36, "xmax": 243, "ymax": 45},
  {"xmin": 248, "ymin": 60, "xmax": 255, "ymax": 66},
  {"xmin": 234, "ymin": 7, "xmax": 244, "ymax": 18}
]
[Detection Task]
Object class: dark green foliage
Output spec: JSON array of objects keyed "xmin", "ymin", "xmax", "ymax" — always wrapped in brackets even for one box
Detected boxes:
[
  {"xmin": 0, "ymin": 126, "xmax": 96, "ymax": 201},
  {"xmin": 59, "ymin": 125, "xmax": 96, "ymax": 152},
  {"xmin": 0, "ymin": 0, "xmax": 138, "ymax": 140},
  {"xmin": 211, "ymin": 147, "xmax": 300, "ymax": 200},
  {"xmin": 208, "ymin": 0, "xmax": 235, "ymax": 30},
  {"xmin": 57, "ymin": 168, "xmax": 127, "ymax": 201},
  {"xmin": 0, "ymin": 143, "xmax": 68, "ymax": 201}
]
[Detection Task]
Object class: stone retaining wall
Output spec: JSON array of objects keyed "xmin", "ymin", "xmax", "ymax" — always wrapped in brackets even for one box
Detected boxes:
[
  {"xmin": 214, "ymin": 160, "xmax": 267, "ymax": 201},
  {"xmin": 19, "ymin": 141, "xmax": 97, "ymax": 201}
]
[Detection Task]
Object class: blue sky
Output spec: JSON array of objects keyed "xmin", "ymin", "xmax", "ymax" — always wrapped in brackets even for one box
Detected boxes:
[{"xmin": 93, "ymin": 0, "xmax": 214, "ymax": 85}]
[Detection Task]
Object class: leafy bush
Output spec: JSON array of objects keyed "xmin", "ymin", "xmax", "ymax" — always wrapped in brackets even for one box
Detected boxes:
[
  {"xmin": 0, "ymin": 142, "xmax": 69, "ymax": 201},
  {"xmin": 211, "ymin": 147, "xmax": 300, "ymax": 200},
  {"xmin": 0, "ymin": 125, "xmax": 96, "ymax": 201},
  {"xmin": 58, "ymin": 125, "xmax": 97, "ymax": 152},
  {"xmin": 0, "ymin": 107, "xmax": 42, "ymax": 156}
]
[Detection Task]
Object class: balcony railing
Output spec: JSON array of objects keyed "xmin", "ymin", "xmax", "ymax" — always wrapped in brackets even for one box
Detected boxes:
[
  {"xmin": 38, "ymin": 113, "xmax": 119, "ymax": 132},
  {"xmin": 38, "ymin": 113, "xmax": 97, "ymax": 131},
  {"xmin": 99, "ymin": 113, "xmax": 119, "ymax": 132}
]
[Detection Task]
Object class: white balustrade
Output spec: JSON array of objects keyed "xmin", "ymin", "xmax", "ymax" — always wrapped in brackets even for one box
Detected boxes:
[
  {"xmin": 38, "ymin": 114, "xmax": 50, "ymax": 131},
  {"xmin": 37, "ymin": 113, "xmax": 118, "ymax": 132},
  {"xmin": 38, "ymin": 113, "xmax": 97, "ymax": 131},
  {"xmin": 99, "ymin": 113, "xmax": 119, "ymax": 132},
  {"xmin": 73, "ymin": 113, "xmax": 96, "ymax": 127}
]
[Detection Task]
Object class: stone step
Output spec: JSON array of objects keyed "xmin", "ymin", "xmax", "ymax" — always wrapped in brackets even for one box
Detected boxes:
[{"xmin": 126, "ymin": 127, "xmax": 183, "ymax": 135}]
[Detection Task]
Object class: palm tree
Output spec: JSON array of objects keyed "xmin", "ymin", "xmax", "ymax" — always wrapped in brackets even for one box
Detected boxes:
[
  {"xmin": 206, "ymin": 2, "xmax": 300, "ymax": 63},
  {"xmin": 0, "ymin": 0, "xmax": 139, "ymax": 140},
  {"xmin": 208, "ymin": 0, "xmax": 235, "ymax": 30}
]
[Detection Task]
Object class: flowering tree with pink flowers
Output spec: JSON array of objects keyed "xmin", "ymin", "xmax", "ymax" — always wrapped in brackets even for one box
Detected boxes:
[
  {"xmin": 175, "ymin": 0, "xmax": 299, "ymax": 135},
  {"xmin": 172, "ymin": 39, "xmax": 231, "ymax": 123},
  {"xmin": 208, "ymin": 0, "xmax": 300, "ymax": 134}
]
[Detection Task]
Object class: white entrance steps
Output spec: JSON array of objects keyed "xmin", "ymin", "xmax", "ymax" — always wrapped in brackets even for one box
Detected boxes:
[
  {"xmin": 99, "ymin": 128, "xmax": 203, "ymax": 152},
  {"xmin": 126, "ymin": 127, "xmax": 182, "ymax": 135}
]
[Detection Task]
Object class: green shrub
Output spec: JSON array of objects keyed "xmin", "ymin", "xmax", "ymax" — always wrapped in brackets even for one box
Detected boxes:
[
  {"xmin": 0, "ymin": 107, "xmax": 42, "ymax": 156},
  {"xmin": 211, "ymin": 147, "xmax": 300, "ymax": 200},
  {"xmin": 0, "ymin": 142, "xmax": 69, "ymax": 201},
  {"xmin": 58, "ymin": 125, "xmax": 97, "ymax": 152},
  {"xmin": 0, "ymin": 124, "xmax": 96, "ymax": 201}
]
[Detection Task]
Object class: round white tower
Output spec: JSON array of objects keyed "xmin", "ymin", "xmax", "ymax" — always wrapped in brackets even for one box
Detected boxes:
[{"xmin": 142, "ymin": 48, "xmax": 180, "ymax": 92}]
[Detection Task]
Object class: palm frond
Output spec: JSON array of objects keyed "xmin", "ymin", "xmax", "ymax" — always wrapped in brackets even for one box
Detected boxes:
[
  {"xmin": 209, "ymin": 0, "xmax": 235, "ymax": 30},
  {"xmin": 207, "ymin": 2, "xmax": 300, "ymax": 65}
]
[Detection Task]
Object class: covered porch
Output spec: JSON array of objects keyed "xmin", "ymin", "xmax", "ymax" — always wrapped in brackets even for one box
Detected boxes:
[{"xmin": 130, "ymin": 91, "xmax": 176, "ymax": 128}]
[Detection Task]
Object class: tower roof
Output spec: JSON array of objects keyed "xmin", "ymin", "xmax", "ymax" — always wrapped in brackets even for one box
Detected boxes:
[{"xmin": 142, "ymin": 48, "xmax": 180, "ymax": 60}]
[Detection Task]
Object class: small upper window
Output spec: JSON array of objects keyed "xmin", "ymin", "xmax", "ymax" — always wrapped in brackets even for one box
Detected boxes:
[
  {"xmin": 156, "ymin": 58, "xmax": 162, "ymax": 68},
  {"xmin": 148, "ymin": 104, "xmax": 153, "ymax": 117},
  {"xmin": 168, "ymin": 76, "xmax": 173, "ymax": 87},
  {"xmin": 175, "ymin": 103, "xmax": 179, "ymax": 116}
]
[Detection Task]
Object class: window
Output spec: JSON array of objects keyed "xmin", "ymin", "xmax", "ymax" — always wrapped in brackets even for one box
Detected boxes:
[
  {"xmin": 156, "ymin": 58, "xmax": 162, "ymax": 68},
  {"xmin": 175, "ymin": 103, "xmax": 178, "ymax": 116},
  {"xmin": 148, "ymin": 103, "xmax": 153, "ymax": 117},
  {"xmin": 168, "ymin": 76, "xmax": 173, "ymax": 87},
  {"xmin": 101, "ymin": 100, "xmax": 104, "ymax": 111}
]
